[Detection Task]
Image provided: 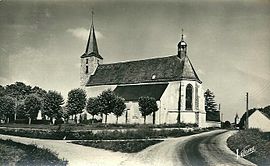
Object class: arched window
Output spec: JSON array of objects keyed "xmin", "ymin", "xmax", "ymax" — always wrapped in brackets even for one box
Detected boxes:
[
  {"xmin": 186, "ymin": 84, "xmax": 193, "ymax": 110},
  {"xmin": 86, "ymin": 66, "xmax": 89, "ymax": 74}
]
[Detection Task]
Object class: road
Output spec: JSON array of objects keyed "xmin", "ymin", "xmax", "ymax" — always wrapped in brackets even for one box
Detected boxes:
[
  {"xmin": 121, "ymin": 130, "xmax": 256, "ymax": 166},
  {"xmin": 0, "ymin": 130, "xmax": 256, "ymax": 166}
]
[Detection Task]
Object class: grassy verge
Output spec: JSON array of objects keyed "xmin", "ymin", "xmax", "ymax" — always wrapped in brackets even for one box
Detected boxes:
[
  {"xmin": 0, "ymin": 139, "xmax": 67, "ymax": 166},
  {"xmin": 0, "ymin": 122, "xmax": 197, "ymax": 130},
  {"xmin": 0, "ymin": 126, "xmax": 216, "ymax": 140},
  {"xmin": 72, "ymin": 140, "xmax": 163, "ymax": 153},
  {"xmin": 227, "ymin": 129, "xmax": 270, "ymax": 165}
]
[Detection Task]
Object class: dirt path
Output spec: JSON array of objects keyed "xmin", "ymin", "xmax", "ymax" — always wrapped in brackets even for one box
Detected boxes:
[{"xmin": 0, "ymin": 134, "xmax": 129, "ymax": 166}]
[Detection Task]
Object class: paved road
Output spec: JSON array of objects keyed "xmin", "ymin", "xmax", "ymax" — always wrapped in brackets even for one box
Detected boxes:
[
  {"xmin": 121, "ymin": 130, "xmax": 256, "ymax": 166},
  {"xmin": 178, "ymin": 130, "xmax": 256, "ymax": 166}
]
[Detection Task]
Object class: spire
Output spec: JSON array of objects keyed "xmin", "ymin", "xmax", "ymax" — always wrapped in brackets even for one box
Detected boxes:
[{"xmin": 83, "ymin": 10, "xmax": 103, "ymax": 59}]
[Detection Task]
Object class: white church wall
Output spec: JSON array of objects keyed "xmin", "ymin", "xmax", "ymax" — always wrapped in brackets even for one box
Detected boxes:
[
  {"xmin": 160, "ymin": 82, "xmax": 180, "ymax": 124},
  {"xmin": 180, "ymin": 111, "xmax": 196, "ymax": 124}
]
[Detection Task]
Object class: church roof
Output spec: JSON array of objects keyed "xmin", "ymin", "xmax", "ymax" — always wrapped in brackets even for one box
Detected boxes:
[
  {"xmin": 86, "ymin": 55, "xmax": 201, "ymax": 86},
  {"xmin": 114, "ymin": 83, "xmax": 168, "ymax": 101}
]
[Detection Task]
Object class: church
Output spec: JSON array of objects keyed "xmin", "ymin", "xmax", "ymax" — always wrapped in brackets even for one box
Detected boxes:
[{"xmin": 80, "ymin": 16, "xmax": 210, "ymax": 127}]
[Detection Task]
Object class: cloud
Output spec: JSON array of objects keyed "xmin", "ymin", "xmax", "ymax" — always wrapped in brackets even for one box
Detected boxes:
[{"xmin": 67, "ymin": 27, "xmax": 103, "ymax": 41}]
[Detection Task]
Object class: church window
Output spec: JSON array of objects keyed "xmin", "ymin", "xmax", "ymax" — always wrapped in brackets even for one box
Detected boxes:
[
  {"xmin": 86, "ymin": 59, "xmax": 88, "ymax": 64},
  {"xmin": 195, "ymin": 84, "xmax": 199, "ymax": 110},
  {"xmin": 186, "ymin": 84, "xmax": 193, "ymax": 110},
  {"xmin": 86, "ymin": 66, "xmax": 89, "ymax": 74},
  {"xmin": 97, "ymin": 59, "xmax": 100, "ymax": 64}
]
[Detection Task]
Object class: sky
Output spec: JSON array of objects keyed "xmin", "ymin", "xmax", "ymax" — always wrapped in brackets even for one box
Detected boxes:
[{"xmin": 0, "ymin": 0, "xmax": 270, "ymax": 121}]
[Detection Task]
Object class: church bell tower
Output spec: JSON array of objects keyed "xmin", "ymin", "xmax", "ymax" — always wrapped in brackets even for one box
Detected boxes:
[
  {"xmin": 80, "ymin": 11, "xmax": 103, "ymax": 87},
  {"xmin": 177, "ymin": 29, "xmax": 187, "ymax": 59}
]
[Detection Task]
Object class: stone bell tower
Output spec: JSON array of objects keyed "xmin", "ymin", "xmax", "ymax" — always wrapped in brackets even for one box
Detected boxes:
[{"xmin": 80, "ymin": 11, "xmax": 103, "ymax": 87}]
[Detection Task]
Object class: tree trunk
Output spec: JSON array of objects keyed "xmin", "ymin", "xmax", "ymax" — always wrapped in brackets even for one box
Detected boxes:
[
  {"xmin": 144, "ymin": 116, "xmax": 146, "ymax": 124},
  {"xmin": 116, "ymin": 116, "xmax": 118, "ymax": 124},
  {"xmin": 105, "ymin": 114, "xmax": 108, "ymax": 124},
  {"xmin": 153, "ymin": 111, "xmax": 155, "ymax": 124},
  {"xmin": 28, "ymin": 117, "xmax": 31, "ymax": 125},
  {"xmin": 50, "ymin": 117, "xmax": 53, "ymax": 125},
  {"xmin": 7, "ymin": 117, "xmax": 10, "ymax": 123},
  {"xmin": 125, "ymin": 110, "xmax": 128, "ymax": 124},
  {"xmin": 92, "ymin": 115, "xmax": 94, "ymax": 124}
]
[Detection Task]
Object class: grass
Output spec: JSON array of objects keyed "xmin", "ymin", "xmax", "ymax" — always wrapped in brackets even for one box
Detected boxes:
[
  {"xmin": 227, "ymin": 129, "xmax": 270, "ymax": 166},
  {"xmin": 0, "ymin": 139, "xmax": 67, "ymax": 166},
  {"xmin": 0, "ymin": 126, "xmax": 216, "ymax": 140},
  {"xmin": 72, "ymin": 140, "xmax": 163, "ymax": 153}
]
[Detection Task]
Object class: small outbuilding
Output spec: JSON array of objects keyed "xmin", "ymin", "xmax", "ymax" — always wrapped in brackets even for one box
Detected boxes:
[
  {"xmin": 239, "ymin": 107, "xmax": 270, "ymax": 132},
  {"xmin": 248, "ymin": 109, "xmax": 270, "ymax": 132}
]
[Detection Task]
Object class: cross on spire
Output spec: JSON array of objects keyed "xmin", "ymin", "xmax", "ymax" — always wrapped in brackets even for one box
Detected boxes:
[
  {"xmin": 91, "ymin": 9, "xmax": 94, "ymax": 25},
  {"xmin": 181, "ymin": 28, "xmax": 184, "ymax": 41}
]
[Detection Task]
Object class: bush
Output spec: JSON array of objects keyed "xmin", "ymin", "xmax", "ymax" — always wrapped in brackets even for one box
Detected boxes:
[
  {"xmin": 227, "ymin": 129, "xmax": 270, "ymax": 165},
  {"xmin": 72, "ymin": 140, "xmax": 163, "ymax": 153},
  {"xmin": 32, "ymin": 120, "xmax": 50, "ymax": 125}
]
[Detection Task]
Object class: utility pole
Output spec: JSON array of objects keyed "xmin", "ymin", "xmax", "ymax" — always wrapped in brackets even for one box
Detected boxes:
[
  {"xmin": 219, "ymin": 104, "xmax": 222, "ymax": 122},
  {"xmin": 246, "ymin": 92, "xmax": 249, "ymax": 129}
]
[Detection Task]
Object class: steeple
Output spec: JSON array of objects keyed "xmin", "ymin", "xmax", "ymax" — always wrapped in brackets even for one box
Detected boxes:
[
  {"xmin": 177, "ymin": 29, "xmax": 187, "ymax": 59},
  {"xmin": 80, "ymin": 10, "xmax": 103, "ymax": 87},
  {"xmin": 81, "ymin": 10, "xmax": 103, "ymax": 59}
]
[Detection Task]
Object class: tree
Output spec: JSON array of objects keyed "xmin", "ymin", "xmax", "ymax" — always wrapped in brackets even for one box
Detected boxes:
[
  {"xmin": 98, "ymin": 89, "xmax": 116, "ymax": 124},
  {"xmin": 138, "ymin": 96, "xmax": 158, "ymax": 124},
  {"xmin": 86, "ymin": 97, "xmax": 102, "ymax": 122},
  {"xmin": 0, "ymin": 96, "xmax": 15, "ymax": 123},
  {"xmin": 112, "ymin": 97, "xmax": 126, "ymax": 124},
  {"xmin": 24, "ymin": 94, "xmax": 42, "ymax": 124},
  {"xmin": 223, "ymin": 121, "xmax": 231, "ymax": 129},
  {"xmin": 66, "ymin": 88, "xmax": 87, "ymax": 119},
  {"xmin": 204, "ymin": 89, "xmax": 218, "ymax": 112},
  {"xmin": 43, "ymin": 90, "xmax": 64, "ymax": 124},
  {"xmin": 5, "ymin": 82, "xmax": 32, "ymax": 101},
  {"xmin": 16, "ymin": 102, "xmax": 27, "ymax": 119},
  {"xmin": 0, "ymin": 85, "xmax": 6, "ymax": 97},
  {"xmin": 62, "ymin": 106, "xmax": 69, "ymax": 123}
]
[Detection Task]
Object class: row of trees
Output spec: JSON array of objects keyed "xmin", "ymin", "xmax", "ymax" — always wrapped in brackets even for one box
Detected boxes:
[{"xmin": 0, "ymin": 82, "xmax": 159, "ymax": 125}]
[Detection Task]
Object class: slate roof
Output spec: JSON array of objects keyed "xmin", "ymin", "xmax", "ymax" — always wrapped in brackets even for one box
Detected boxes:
[
  {"xmin": 81, "ymin": 24, "xmax": 103, "ymax": 59},
  {"xmin": 86, "ymin": 55, "xmax": 201, "ymax": 86},
  {"xmin": 114, "ymin": 83, "xmax": 168, "ymax": 101}
]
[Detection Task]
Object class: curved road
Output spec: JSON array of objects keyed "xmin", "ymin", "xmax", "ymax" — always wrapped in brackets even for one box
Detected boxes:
[
  {"xmin": 178, "ymin": 130, "xmax": 255, "ymax": 166},
  {"xmin": 121, "ymin": 130, "xmax": 256, "ymax": 166},
  {"xmin": 0, "ymin": 130, "xmax": 256, "ymax": 166}
]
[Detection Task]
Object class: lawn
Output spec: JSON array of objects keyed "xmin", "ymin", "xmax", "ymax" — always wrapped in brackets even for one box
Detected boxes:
[
  {"xmin": 0, "ymin": 139, "xmax": 67, "ymax": 165},
  {"xmin": 0, "ymin": 125, "xmax": 215, "ymax": 140},
  {"xmin": 227, "ymin": 129, "xmax": 270, "ymax": 166},
  {"xmin": 72, "ymin": 140, "xmax": 163, "ymax": 153}
]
